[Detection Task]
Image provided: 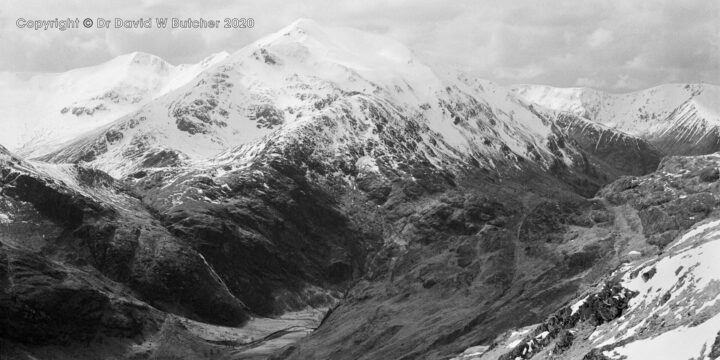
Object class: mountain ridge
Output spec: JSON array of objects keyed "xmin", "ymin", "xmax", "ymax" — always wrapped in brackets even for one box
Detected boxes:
[
  {"xmin": 0, "ymin": 50, "xmax": 229, "ymax": 157},
  {"xmin": 30, "ymin": 19, "xmax": 663, "ymax": 196},
  {"xmin": 513, "ymin": 82, "xmax": 720, "ymax": 155}
]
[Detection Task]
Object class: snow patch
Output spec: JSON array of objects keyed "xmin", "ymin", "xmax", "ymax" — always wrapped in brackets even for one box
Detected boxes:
[
  {"xmin": 668, "ymin": 218, "xmax": 720, "ymax": 249},
  {"xmin": 356, "ymin": 156, "xmax": 380, "ymax": 173},
  {"xmin": 604, "ymin": 312, "xmax": 720, "ymax": 360},
  {"xmin": 570, "ymin": 297, "xmax": 588, "ymax": 315}
]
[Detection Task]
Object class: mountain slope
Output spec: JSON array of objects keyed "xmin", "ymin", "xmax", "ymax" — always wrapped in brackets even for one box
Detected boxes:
[
  {"xmin": 0, "ymin": 51, "xmax": 228, "ymax": 157},
  {"xmin": 0, "ymin": 144, "xmax": 250, "ymax": 325},
  {"xmin": 40, "ymin": 20, "xmax": 597, "ymax": 181},
  {"xmin": 513, "ymin": 83, "xmax": 720, "ymax": 155}
]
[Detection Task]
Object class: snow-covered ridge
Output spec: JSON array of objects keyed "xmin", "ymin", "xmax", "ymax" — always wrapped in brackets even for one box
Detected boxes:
[
  {"xmin": 0, "ymin": 51, "xmax": 229, "ymax": 157},
  {"xmin": 512, "ymin": 83, "xmax": 720, "ymax": 154},
  {"xmin": 38, "ymin": 19, "xmax": 589, "ymax": 178},
  {"xmin": 593, "ymin": 215, "xmax": 720, "ymax": 359},
  {"xmin": 5, "ymin": 19, "xmax": 719, "ymax": 169},
  {"xmin": 0, "ymin": 144, "xmax": 134, "ymax": 210}
]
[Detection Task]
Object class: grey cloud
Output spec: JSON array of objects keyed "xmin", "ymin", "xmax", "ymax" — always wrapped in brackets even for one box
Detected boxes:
[{"xmin": 0, "ymin": 0, "xmax": 717, "ymax": 91}]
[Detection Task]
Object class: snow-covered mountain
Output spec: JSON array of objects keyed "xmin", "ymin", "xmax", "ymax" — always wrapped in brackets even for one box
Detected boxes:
[
  {"xmin": 4, "ymin": 20, "xmax": 717, "ymax": 177},
  {"xmin": 2, "ymin": 18, "xmax": 720, "ymax": 360},
  {"xmin": 0, "ymin": 51, "xmax": 228, "ymax": 157},
  {"xmin": 513, "ymin": 83, "xmax": 720, "ymax": 155},
  {"xmin": 37, "ymin": 19, "xmax": 609, "ymax": 181}
]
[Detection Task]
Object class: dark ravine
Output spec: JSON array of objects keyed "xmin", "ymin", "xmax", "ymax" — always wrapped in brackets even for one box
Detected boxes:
[{"xmin": 266, "ymin": 168, "xmax": 625, "ymax": 360}]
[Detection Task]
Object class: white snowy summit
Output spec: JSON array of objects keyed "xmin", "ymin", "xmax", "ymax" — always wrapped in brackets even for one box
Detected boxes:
[{"xmin": 0, "ymin": 50, "xmax": 228, "ymax": 157}]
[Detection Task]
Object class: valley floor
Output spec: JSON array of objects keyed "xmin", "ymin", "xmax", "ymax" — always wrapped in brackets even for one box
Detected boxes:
[{"xmin": 1, "ymin": 308, "xmax": 325, "ymax": 360}]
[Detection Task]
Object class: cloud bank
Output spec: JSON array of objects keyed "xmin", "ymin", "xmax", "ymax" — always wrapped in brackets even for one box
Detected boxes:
[{"xmin": 1, "ymin": 0, "xmax": 718, "ymax": 91}]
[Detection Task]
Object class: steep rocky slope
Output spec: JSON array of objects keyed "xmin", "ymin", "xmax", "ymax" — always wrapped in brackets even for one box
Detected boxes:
[
  {"xmin": 0, "ymin": 144, "xmax": 250, "ymax": 326},
  {"xmin": 449, "ymin": 153, "xmax": 720, "ymax": 360},
  {"xmin": 0, "ymin": 144, "xmax": 337, "ymax": 359}
]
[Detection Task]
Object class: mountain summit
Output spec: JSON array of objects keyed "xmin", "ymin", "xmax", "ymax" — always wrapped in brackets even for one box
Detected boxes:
[{"xmin": 0, "ymin": 50, "xmax": 228, "ymax": 157}]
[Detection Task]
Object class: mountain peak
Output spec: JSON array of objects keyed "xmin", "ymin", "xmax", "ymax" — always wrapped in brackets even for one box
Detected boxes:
[
  {"xmin": 253, "ymin": 18, "xmax": 416, "ymax": 67},
  {"xmin": 256, "ymin": 18, "xmax": 337, "ymax": 52},
  {"xmin": 115, "ymin": 51, "xmax": 171, "ymax": 72},
  {"xmin": 283, "ymin": 18, "xmax": 323, "ymax": 34},
  {"xmin": 199, "ymin": 51, "xmax": 230, "ymax": 66},
  {"xmin": 236, "ymin": 18, "xmax": 437, "ymax": 101}
]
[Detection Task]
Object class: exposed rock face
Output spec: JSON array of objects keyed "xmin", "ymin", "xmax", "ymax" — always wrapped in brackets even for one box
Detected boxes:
[
  {"xmin": 495, "ymin": 283, "xmax": 636, "ymax": 360},
  {"xmin": 513, "ymin": 83, "xmax": 720, "ymax": 157},
  {"xmin": 599, "ymin": 155, "xmax": 720, "ymax": 248},
  {"xmin": 710, "ymin": 331, "xmax": 720, "ymax": 359},
  {"xmin": 551, "ymin": 112, "xmax": 662, "ymax": 177},
  {"xmin": 133, "ymin": 159, "xmax": 378, "ymax": 316},
  {"xmin": 0, "ymin": 244, "xmax": 164, "ymax": 344},
  {"xmin": 700, "ymin": 166, "xmax": 720, "ymax": 182},
  {"xmin": 0, "ymin": 147, "xmax": 250, "ymax": 332},
  {"xmin": 267, "ymin": 166, "xmax": 633, "ymax": 360}
]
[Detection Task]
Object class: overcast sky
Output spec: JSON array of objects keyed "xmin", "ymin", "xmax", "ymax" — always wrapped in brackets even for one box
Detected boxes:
[{"xmin": 1, "ymin": 0, "xmax": 718, "ymax": 92}]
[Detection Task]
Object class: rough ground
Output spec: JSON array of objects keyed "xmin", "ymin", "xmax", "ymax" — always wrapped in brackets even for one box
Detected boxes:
[{"xmin": 447, "ymin": 153, "xmax": 720, "ymax": 360}]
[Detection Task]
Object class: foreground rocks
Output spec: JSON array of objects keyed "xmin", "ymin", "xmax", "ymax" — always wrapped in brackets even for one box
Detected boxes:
[
  {"xmin": 0, "ymin": 243, "xmax": 164, "ymax": 345},
  {"xmin": 600, "ymin": 154, "xmax": 720, "ymax": 248},
  {"xmin": 448, "ymin": 153, "xmax": 720, "ymax": 360},
  {"xmin": 0, "ymin": 147, "xmax": 249, "ymax": 341}
]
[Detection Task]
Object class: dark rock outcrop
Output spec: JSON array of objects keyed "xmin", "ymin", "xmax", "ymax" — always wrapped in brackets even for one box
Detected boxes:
[
  {"xmin": 0, "ymin": 158, "xmax": 250, "ymax": 332},
  {"xmin": 498, "ymin": 282, "xmax": 636, "ymax": 360},
  {"xmin": 699, "ymin": 166, "xmax": 720, "ymax": 182},
  {"xmin": 0, "ymin": 245, "xmax": 163, "ymax": 344},
  {"xmin": 599, "ymin": 155, "xmax": 720, "ymax": 249},
  {"xmin": 710, "ymin": 330, "xmax": 720, "ymax": 359}
]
